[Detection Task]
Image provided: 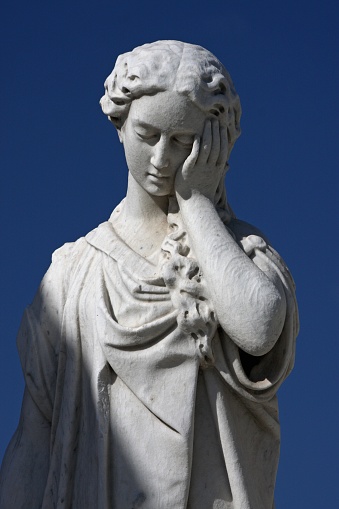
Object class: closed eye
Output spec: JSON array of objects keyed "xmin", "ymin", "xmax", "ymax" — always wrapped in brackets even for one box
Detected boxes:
[
  {"xmin": 135, "ymin": 130, "xmax": 157, "ymax": 139},
  {"xmin": 172, "ymin": 135, "xmax": 194, "ymax": 148},
  {"xmin": 135, "ymin": 130, "xmax": 159, "ymax": 143}
]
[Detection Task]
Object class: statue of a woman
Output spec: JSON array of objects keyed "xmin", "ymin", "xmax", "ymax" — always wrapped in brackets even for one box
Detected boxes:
[{"xmin": 0, "ymin": 41, "xmax": 298, "ymax": 509}]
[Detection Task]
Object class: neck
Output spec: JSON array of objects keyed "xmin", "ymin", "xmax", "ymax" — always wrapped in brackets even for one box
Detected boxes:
[
  {"xmin": 124, "ymin": 172, "xmax": 169, "ymax": 219},
  {"xmin": 112, "ymin": 173, "xmax": 170, "ymax": 258}
]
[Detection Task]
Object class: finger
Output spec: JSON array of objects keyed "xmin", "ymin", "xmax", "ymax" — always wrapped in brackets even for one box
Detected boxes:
[
  {"xmin": 217, "ymin": 126, "xmax": 229, "ymax": 167},
  {"xmin": 214, "ymin": 175, "xmax": 226, "ymax": 206},
  {"xmin": 197, "ymin": 120, "xmax": 212, "ymax": 164},
  {"xmin": 208, "ymin": 118, "xmax": 221, "ymax": 166},
  {"xmin": 182, "ymin": 135, "xmax": 200, "ymax": 176}
]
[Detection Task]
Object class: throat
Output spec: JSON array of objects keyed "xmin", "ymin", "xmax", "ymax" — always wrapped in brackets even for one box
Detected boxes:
[
  {"xmin": 110, "ymin": 172, "xmax": 171, "ymax": 259},
  {"xmin": 111, "ymin": 202, "xmax": 169, "ymax": 261}
]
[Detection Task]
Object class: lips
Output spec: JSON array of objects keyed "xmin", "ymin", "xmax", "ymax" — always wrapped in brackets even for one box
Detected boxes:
[{"xmin": 148, "ymin": 172, "xmax": 170, "ymax": 179}]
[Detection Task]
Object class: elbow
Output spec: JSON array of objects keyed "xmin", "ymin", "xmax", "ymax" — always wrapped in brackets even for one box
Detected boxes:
[
  {"xmin": 248, "ymin": 282, "xmax": 287, "ymax": 356},
  {"xmin": 218, "ymin": 279, "xmax": 287, "ymax": 356}
]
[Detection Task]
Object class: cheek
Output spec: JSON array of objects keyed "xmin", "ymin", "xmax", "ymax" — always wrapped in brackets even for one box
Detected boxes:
[
  {"xmin": 175, "ymin": 146, "xmax": 192, "ymax": 166},
  {"xmin": 124, "ymin": 140, "xmax": 151, "ymax": 174},
  {"xmin": 136, "ymin": 142, "xmax": 152, "ymax": 162}
]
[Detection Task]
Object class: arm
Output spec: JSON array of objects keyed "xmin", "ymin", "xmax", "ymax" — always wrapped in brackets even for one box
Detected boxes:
[
  {"xmin": 175, "ymin": 120, "xmax": 286, "ymax": 356},
  {"xmin": 0, "ymin": 240, "xmax": 84, "ymax": 507}
]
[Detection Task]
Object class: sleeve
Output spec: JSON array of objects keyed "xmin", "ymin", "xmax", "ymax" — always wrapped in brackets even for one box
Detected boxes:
[
  {"xmin": 17, "ymin": 238, "xmax": 87, "ymax": 421},
  {"xmin": 215, "ymin": 221, "xmax": 299, "ymax": 402},
  {"xmin": 0, "ymin": 239, "xmax": 88, "ymax": 508}
]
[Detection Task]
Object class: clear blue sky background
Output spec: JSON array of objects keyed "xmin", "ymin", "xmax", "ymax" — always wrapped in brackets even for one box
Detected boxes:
[{"xmin": 1, "ymin": 1, "xmax": 338, "ymax": 507}]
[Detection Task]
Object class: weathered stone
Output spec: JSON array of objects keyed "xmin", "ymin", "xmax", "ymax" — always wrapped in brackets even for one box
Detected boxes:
[{"xmin": 0, "ymin": 40, "xmax": 298, "ymax": 509}]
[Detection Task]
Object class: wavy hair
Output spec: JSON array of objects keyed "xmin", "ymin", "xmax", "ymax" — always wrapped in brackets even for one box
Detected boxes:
[{"xmin": 100, "ymin": 40, "xmax": 241, "ymax": 156}]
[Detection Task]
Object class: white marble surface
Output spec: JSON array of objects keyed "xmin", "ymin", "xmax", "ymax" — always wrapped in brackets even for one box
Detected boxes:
[{"xmin": 0, "ymin": 41, "xmax": 298, "ymax": 509}]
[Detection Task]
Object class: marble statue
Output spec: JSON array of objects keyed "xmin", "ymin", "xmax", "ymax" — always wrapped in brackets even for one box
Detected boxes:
[{"xmin": 0, "ymin": 41, "xmax": 298, "ymax": 509}]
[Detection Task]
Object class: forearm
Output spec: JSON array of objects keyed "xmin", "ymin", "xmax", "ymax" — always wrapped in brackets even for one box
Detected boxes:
[{"xmin": 178, "ymin": 192, "xmax": 286, "ymax": 355}]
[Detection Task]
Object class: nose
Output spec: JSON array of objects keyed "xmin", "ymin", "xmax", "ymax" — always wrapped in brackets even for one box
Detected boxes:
[{"xmin": 150, "ymin": 137, "xmax": 170, "ymax": 170}]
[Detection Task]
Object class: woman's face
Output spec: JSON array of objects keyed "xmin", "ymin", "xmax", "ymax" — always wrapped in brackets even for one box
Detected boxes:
[{"xmin": 120, "ymin": 91, "xmax": 207, "ymax": 197}]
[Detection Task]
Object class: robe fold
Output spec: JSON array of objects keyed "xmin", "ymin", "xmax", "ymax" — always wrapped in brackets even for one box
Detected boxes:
[{"xmin": 1, "ymin": 209, "xmax": 298, "ymax": 509}]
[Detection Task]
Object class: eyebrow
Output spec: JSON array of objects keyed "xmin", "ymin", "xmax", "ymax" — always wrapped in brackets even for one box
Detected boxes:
[
  {"xmin": 131, "ymin": 118, "xmax": 196, "ymax": 136},
  {"xmin": 132, "ymin": 119, "xmax": 156, "ymax": 129}
]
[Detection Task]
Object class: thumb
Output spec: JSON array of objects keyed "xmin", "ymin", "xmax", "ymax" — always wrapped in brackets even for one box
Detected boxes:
[{"xmin": 182, "ymin": 135, "xmax": 200, "ymax": 178}]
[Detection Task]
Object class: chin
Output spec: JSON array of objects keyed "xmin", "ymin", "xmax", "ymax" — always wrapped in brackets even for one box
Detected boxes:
[{"xmin": 145, "ymin": 183, "xmax": 173, "ymax": 197}]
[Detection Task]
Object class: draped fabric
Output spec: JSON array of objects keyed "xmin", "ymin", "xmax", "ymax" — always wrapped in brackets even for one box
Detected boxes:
[{"xmin": 8, "ymin": 209, "xmax": 298, "ymax": 509}]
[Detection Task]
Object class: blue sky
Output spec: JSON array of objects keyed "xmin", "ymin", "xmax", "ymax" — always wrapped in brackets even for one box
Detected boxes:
[{"xmin": 1, "ymin": 1, "xmax": 338, "ymax": 507}]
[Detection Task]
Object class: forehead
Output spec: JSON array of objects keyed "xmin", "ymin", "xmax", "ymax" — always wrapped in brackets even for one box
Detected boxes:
[{"xmin": 128, "ymin": 90, "xmax": 207, "ymax": 134}]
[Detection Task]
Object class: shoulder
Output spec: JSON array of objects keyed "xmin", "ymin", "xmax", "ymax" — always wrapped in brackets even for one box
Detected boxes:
[
  {"xmin": 30, "ymin": 232, "xmax": 101, "ymax": 319},
  {"xmin": 229, "ymin": 217, "xmax": 297, "ymax": 300},
  {"xmin": 51, "ymin": 236, "xmax": 89, "ymax": 270},
  {"xmin": 35, "ymin": 237, "xmax": 87, "ymax": 300},
  {"xmin": 228, "ymin": 218, "xmax": 270, "ymax": 244},
  {"xmin": 29, "ymin": 237, "xmax": 88, "ymax": 311},
  {"xmin": 227, "ymin": 218, "xmax": 274, "ymax": 257},
  {"xmin": 49, "ymin": 228, "xmax": 105, "ymax": 284}
]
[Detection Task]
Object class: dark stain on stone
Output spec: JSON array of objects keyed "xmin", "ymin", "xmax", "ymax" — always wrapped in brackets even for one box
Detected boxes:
[{"xmin": 131, "ymin": 492, "xmax": 146, "ymax": 508}]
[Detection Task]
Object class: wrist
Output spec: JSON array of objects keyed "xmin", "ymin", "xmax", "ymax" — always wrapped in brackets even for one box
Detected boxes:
[{"xmin": 176, "ymin": 190, "xmax": 215, "ymax": 216}]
